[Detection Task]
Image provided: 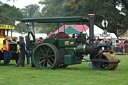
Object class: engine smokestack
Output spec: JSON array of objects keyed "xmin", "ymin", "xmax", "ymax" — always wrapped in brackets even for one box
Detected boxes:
[{"xmin": 88, "ymin": 14, "xmax": 95, "ymax": 44}]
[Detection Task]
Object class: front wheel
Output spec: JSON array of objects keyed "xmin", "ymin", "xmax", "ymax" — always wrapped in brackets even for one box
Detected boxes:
[{"xmin": 92, "ymin": 54, "xmax": 119, "ymax": 70}]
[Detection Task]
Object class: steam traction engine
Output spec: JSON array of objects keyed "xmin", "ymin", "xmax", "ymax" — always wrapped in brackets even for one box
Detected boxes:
[{"xmin": 21, "ymin": 14, "xmax": 120, "ymax": 70}]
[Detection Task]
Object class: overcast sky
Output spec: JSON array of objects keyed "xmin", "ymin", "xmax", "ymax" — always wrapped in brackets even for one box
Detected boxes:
[{"xmin": 1, "ymin": 0, "xmax": 42, "ymax": 9}]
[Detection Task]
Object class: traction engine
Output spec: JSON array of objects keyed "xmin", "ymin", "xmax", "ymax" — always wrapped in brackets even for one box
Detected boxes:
[{"xmin": 21, "ymin": 14, "xmax": 120, "ymax": 70}]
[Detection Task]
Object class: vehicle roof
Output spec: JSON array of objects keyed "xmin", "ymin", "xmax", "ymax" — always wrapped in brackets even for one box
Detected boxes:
[
  {"xmin": 21, "ymin": 16, "xmax": 89, "ymax": 23},
  {"xmin": 0, "ymin": 24, "xmax": 15, "ymax": 29}
]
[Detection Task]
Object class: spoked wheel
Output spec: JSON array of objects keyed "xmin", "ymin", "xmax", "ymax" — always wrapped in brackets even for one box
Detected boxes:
[
  {"xmin": 92, "ymin": 54, "xmax": 119, "ymax": 70},
  {"xmin": 32, "ymin": 43, "xmax": 59, "ymax": 69}
]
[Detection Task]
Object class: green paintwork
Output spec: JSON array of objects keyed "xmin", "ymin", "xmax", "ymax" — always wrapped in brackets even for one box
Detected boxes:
[
  {"xmin": 41, "ymin": 37, "xmax": 85, "ymax": 66},
  {"xmin": 64, "ymin": 44, "xmax": 86, "ymax": 65},
  {"xmin": 43, "ymin": 38, "xmax": 77, "ymax": 48},
  {"xmin": 66, "ymin": 47, "xmax": 75, "ymax": 54},
  {"xmin": 64, "ymin": 55, "xmax": 81, "ymax": 65},
  {"xmin": 43, "ymin": 37, "xmax": 57, "ymax": 44}
]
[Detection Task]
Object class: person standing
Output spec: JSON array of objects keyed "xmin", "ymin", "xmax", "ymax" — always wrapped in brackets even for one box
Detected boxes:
[
  {"xmin": 25, "ymin": 36, "xmax": 30, "ymax": 65},
  {"xmin": 38, "ymin": 37, "xmax": 43, "ymax": 44},
  {"xmin": 120, "ymin": 39, "xmax": 124, "ymax": 54},
  {"xmin": 124, "ymin": 38, "xmax": 128, "ymax": 54},
  {"xmin": 16, "ymin": 36, "xmax": 25, "ymax": 67},
  {"xmin": 3, "ymin": 35, "xmax": 11, "ymax": 66},
  {"xmin": 109, "ymin": 39, "xmax": 113, "ymax": 50},
  {"xmin": 115, "ymin": 39, "xmax": 119, "ymax": 53}
]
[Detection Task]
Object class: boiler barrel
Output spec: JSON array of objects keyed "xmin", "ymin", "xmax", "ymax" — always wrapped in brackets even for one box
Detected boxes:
[
  {"xmin": 65, "ymin": 44, "xmax": 99, "ymax": 59},
  {"xmin": 65, "ymin": 44, "xmax": 86, "ymax": 54},
  {"xmin": 76, "ymin": 44, "xmax": 86, "ymax": 54}
]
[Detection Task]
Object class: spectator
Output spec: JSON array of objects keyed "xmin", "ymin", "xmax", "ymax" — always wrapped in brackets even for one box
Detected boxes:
[
  {"xmin": 76, "ymin": 32, "xmax": 86, "ymax": 44},
  {"xmin": 2, "ymin": 35, "xmax": 11, "ymax": 66},
  {"xmin": 115, "ymin": 39, "xmax": 120, "ymax": 52},
  {"xmin": 109, "ymin": 39, "xmax": 113, "ymax": 50},
  {"xmin": 25, "ymin": 36, "xmax": 30, "ymax": 65},
  {"xmin": 72, "ymin": 34, "xmax": 75, "ymax": 38},
  {"xmin": 109, "ymin": 39, "xmax": 113, "ymax": 46},
  {"xmin": 15, "ymin": 36, "xmax": 25, "ymax": 67},
  {"xmin": 124, "ymin": 38, "xmax": 128, "ymax": 54},
  {"xmin": 100, "ymin": 38, "xmax": 106, "ymax": 43},
  {"xmin": 120, "ymin": 39, "xmax": 124, "ymax": 54},
  {"xmin": 35, "ymin": 38, "xmax": 39, "ymax": 46},
  {"xmin": 112, "ymin": 41, "xmax": 116, "ymax": 52},
  {"xmin": 38, "ymin": 37, "xmax": 43, "ymax": 44}
]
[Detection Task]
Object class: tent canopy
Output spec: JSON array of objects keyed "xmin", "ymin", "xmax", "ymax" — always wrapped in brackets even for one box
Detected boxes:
[
  {"xmin": 84, "ymin": 25, "xmax": 117, "ymax": 39},
  {"xmin": 59, "ymin": 25, "xmax": 80, "ymax": 34},
  {"xmin": 85, "ymin": 25, "xmax": 104, "ymax": 35},
  {"xmin": 54, "ymin": 25, "xmax": 89, "ymax": 34}
]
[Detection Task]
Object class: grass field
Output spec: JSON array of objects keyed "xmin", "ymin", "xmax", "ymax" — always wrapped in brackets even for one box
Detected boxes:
[{"xmin": 0, "ymin": 55, "xmax": 128, "ymax": 85}]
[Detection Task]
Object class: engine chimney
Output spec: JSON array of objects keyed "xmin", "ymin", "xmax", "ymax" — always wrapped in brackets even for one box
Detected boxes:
[{"xmin": 88, "ymin": 14, "xmax": 95, "ymax": 44}]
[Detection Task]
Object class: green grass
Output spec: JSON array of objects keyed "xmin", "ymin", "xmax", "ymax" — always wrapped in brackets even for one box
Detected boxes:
[{"xmin": 0, "ymin": 55, "xmax": 128, "ymax": 85}]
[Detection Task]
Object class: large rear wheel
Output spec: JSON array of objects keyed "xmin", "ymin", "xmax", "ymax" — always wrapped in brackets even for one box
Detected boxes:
[{"xmin": 32, "ymin": 43, "xmax": 59, "ymax": 69}]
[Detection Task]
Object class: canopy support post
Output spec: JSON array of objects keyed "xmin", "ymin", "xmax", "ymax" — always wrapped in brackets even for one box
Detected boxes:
[
  {"xmin": 32, "ymin": 22, "xmax": 35, "ymax": 35},
  {"xmin": 58, "ymin": 23, "xmax": 59, "ymax": 33},
  {"xmin": 11, "ymin": 29, "xmax": 12, "ymax": 39}
]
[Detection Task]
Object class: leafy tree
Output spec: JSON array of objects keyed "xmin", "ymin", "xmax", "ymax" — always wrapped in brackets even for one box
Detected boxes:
[
  {"xmin": 39, "ymin": 0, "xmax": 128, "ymax": 36},
  {"xmin": 0, "ymin": 2, "xmax": 25, "ymax": 33},
  {"xmin": 2, "ymin": 4, "xmax": 24, "ymax": 20},
  {"xmin": 0, "ymin": 4, "xmax": 24, "ymax": 26},
  {"xmin": 21, "ymin": 4, "xmax": 40, "ymax": 18},
  {"xmin": 0, "ymin": 1, "xmax": 43, "ymax": 33},
  {"xmin": 0, "ymin": 13, "xmax": 14, "ymax": 25},
  {"xmin": 40, "ymin": 0, "xmax": 64, "ymax": 17},
  {"xmin": 14, "ymin": 23, "xmax": 29, "ymax": 33}
]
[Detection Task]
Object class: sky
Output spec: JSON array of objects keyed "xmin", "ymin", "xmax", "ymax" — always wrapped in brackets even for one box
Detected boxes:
[{"xmin": 0, "ymin": 0, "xmax": 42, "ymax": 9}]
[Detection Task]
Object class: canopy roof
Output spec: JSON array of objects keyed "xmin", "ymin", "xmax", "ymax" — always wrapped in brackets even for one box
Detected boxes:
[{"xmin": 21, "ymin": 16, "xmax": 89, "ymax": 23}]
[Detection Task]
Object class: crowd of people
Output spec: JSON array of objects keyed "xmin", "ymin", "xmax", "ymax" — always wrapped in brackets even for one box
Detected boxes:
[
  {"xmin": 1, "ymin": 35, "xmax": 43, "ymax": 66},
  {"xmin": 112, "ymin": 39, "xmax": 128, "ymax": 54},
  {"xmin": 98, "ymin": 38, "xmax": 128, "ymax": 54}
]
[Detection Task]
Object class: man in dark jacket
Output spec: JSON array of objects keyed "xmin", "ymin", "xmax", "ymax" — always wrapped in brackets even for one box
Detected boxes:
[{"xmin": 16, "ymin": 36, "xmax": 25, "ymax": 67}]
